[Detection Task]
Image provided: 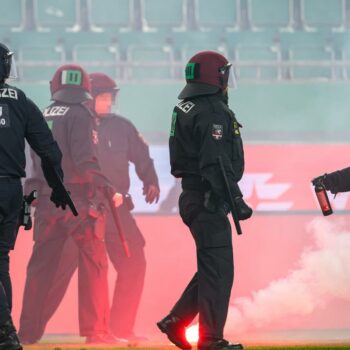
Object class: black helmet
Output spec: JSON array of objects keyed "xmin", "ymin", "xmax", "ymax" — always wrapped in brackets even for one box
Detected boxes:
[{"xmin": 0, "ymin": 43, "xmax": 14, "ymax": 81}]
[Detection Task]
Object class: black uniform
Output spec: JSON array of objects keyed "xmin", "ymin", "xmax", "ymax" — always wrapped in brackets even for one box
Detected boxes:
[
  {"xmin": 169, "ymin": 92, "xmax": 244, "ymax": 340},
  {"xmin": 22, "ymin": 113, "xmax": 160, "ymax": 339},
  {"xmin": 323, "ymin": 167, "xmax": 350, "ymax": 194},
  {"xmin": 0, "ymin": 83, "xmax": 62, "ymax": 326},
  {"xmin": 19, "ymin": 101, "xmax": 111, "ymax": 342},
  {"xmin": 97, "ymin": 113, "xmax": 159, "ymax": 338}
]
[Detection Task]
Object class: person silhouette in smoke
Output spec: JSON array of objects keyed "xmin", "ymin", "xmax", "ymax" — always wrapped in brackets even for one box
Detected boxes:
[{"xmin": 18, "ymin": 64, "xmax": 124, "ymax": 345}]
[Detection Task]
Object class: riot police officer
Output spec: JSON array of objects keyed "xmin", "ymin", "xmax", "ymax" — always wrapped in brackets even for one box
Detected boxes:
[
  {"xmin": 157, "ymin": 51, "xmax": 252, "ymax": 350},
  {"xmin": 18, "ymin": 64, "xmax": 123, "ymax": 345},
  {"xmin": 21, "ymin": 72, "xmax": 161, "ymax": 342},
  {"xmin": 90, "ymin": 72, "xmax": 160, "ymax": 340},
  {"xmin": 0, "ymin": 43, "xmax": 65, "ymax": 350}
]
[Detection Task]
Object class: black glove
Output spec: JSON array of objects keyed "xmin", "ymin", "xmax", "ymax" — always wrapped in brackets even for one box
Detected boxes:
[
  {"xmin": 312, "ymin": 174, "xmax": 330, "ymax": 190},
  {"xmin": 234, "ymin": 196, "xmax": 253, "ymax": 220},
  {"xmin": 50, "ymin": 187, "xmax": 67, "ymax": 210}
]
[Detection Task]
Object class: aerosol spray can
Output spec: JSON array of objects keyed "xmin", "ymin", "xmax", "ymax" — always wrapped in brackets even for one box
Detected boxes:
[{"xmin": 314, "ymin": 183, "xmax": 333, "ymax": 216}]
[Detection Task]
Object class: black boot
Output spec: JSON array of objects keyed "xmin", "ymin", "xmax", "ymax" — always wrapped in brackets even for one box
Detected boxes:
[
  {"xmin": 198, "ymin": 338, "xmax": 243, "ymax": 350},
  {"xmin": 157, "ymin": 314, "xmax": 192, "ymax": 350},
  {"xmin": 0, "ymin": 319, "xmax": 23, "ymax": 350}
]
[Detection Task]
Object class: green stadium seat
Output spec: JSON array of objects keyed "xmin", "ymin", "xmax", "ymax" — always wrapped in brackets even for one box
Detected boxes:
[
  {"xmin": 235, "ymin": 45, "xmax": 281, "ymax": 80},
  {"xmin": 33, "ymin": 0, "xmax": 81, "ymax": 31},
  {"xmin": 340, "ymin": 45, "xmax": 350, "ymax": 79},
  {"xmin": 127, "ymin": 45, "xmax": 174, "ymax": 80},
  {"xmin": 18, "ymin": 45, "xmax": 66, "ymax": 82},
  {"xmin": 248, "ymin": 0, "xmax": 293, "ymax": 30},
  {"xmin": 72, "ymin": 44, "xmax": 121, "ymax": 79},
  {"xmin": 142, "ymin": 0, "xmax": 186, "ymax": 31},
  {"xmin": 88, "ymin": 0, "xmax": 133, "ymax": 32},
  {"xmin": 289, "ymin": 46, "xmax": 335, "ymax": 80},
  {"xmin": 301, "ymin": 0, "xmax": 345, "ymax": 30},
  {"xmin": 0, "ymin": 0, "xmax": 25, "ymax": 31},
  {"xmin": 195, "ymin": 0, "xmax": 239, "ymax": 31}
]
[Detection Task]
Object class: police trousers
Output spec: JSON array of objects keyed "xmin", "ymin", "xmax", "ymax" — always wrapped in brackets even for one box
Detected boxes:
[
  {"xmin": 171, "ymin": 189, "xmax": 234, "ymax": 340},
  {"xmin": 19, "ymin": 197, "xmax": 109, "ymax": 341},
  {"xmin": 0, "ymin": 178, "xmax": 22, "ymax": 325},
  {"xmin": 19, "ymin": 200, "xmax": 145, "ymax": 340}
]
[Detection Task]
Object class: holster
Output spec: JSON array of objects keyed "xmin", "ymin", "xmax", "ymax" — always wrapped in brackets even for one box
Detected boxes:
[
  {"xmin": 204, "ymin": 190, "xmax": 230, "ymax": 215},
  {"xmin": 124, "ymin": 193, "xmax": 134, "ymax": 211},
  {"xmin": 88, "ymin": 202, "xmax": 106, "ymax": 241}
]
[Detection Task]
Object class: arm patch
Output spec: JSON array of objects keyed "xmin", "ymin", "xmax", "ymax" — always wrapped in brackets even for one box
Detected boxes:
[{"xmin": 177, "ymin": 101, "xmax": 195, "ymax": 113}]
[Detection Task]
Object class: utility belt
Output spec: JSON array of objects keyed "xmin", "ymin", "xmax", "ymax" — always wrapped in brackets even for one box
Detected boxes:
[
  {"xmin": 40, "ymin": 182, "xmax": 92, "ymax": 198},
  {"xmin": 182, "ymin": 175, "xmax": 229, "ymax": 215},
  {"xmin": 181, "ymin": 175, "xmax": 210, "ymax": 192}
]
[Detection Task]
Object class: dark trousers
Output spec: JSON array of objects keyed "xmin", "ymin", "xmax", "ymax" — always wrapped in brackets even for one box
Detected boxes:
[
  {"xmin": 105, "ymin": 205, "xmax": 146, "ymax": 338},
  {"xmin": 18, "ymin": 198, "xmax": 109, "ymax": 342},
  {"xmin": 171, "ymin": 190, "xmax": 234, "ymax": 340},
  {"xmin": 19, "ymin": 203, "xmax": 146, "ymax": 340},
  {"xmin": 0, "ymin": 178, "xmax": 22, "ymax": 325}
]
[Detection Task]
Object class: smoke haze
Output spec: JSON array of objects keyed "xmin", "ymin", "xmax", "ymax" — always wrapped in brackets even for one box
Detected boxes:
[{"xmin": 226, "ymin": 218, "xmax": 350, "ymax": 333}]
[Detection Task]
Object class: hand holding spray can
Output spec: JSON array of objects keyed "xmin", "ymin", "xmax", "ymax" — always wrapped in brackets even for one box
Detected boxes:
[{"xmin": 312, "ymin": 175, "xmax": 333, "ymax": 216}]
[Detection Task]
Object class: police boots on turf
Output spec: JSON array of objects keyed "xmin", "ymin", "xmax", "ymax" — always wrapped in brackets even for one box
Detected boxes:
[{"xmin": 0, "ymin": 319, "xmax": 22, "ymax": 350}]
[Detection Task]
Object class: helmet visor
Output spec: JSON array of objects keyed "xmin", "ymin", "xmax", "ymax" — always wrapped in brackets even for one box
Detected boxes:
[
  {"xmin": 6, "ymin": 53, "xmax": 18, "ymax": 80},
  {"xmin": 219, "ymin": 63, "xmax": 237, "ymax": 89}
]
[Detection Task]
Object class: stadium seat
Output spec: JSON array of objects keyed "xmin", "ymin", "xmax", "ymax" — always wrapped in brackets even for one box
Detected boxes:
[
  {"xmin": 340, "ymin": 44, "xmax": 350, "ymax": 79},
  {"xmin": 301, "ymin": 0, "xmax": 345, "ymax": 31},
  {"xmin": 195, "ymin": 0, "xmax": 240, "ymax": 31},
  {"xmin": 141, "ymin": 0, "xmax": 186, "ymax": 31},
  {"xmin": 88, "ymin": 0, "xmax": 133, "ymax": 32},
  {"xmin": 0, "ymin": 0, "xmax": 25, "ymax": 31},
  {"xmin": 181, "ymin": 44, "xmax": 228, "ymax": 63},
  {"xmin": 235, "ymin": 45, "xmax": 281, "ymax": 80},
  {"xmin": 289, "ymin": 45, "xmax": 335, "ymax": 80},
  {"xmin": 33, "ymin": 0, "xmax": 81, "ymax": 31},
  {"xmin": 248, "ymin": 0, "xmax": 293, "ymax": 30},
  {"xmin": 72, "ymin": 44, "xmax": 121, "ymax": 79},
  {"xmin": 127, "ymin": 45, "xmax": 174, "ymax": 80},
  {"xmin": 18, "ymin": 45, "xmax": 66, "ymax": 82}
]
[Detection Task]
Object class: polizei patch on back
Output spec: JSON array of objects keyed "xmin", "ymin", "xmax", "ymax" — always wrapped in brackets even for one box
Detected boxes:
[
  {"xmin": 0, "ymin": 88, "xmax": 18, "ymax": 100},
  {"xmin": 212, "ymin": 124, "xmax": 223, "ymax": 140},
  {"xmin": 177, "ymin": 101, "xmax": 195, "ymax": 113},
  {"xmin": 43, "ymin": 106, "xmax": 70, "ymax": 117}
]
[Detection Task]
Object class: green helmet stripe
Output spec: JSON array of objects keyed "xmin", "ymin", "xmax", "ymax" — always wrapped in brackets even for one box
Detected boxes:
[{"xmin": 61, "ymin": 69, "xmax": 82, "ymax": 85}]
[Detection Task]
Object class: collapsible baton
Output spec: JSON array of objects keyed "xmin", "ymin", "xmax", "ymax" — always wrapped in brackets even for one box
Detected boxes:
[
  {"xmin": 104, "ymin": 187, "xmax": 131, "ymax": 258},
  {"xmin": 217, "ymin": 156, "xmax": 243, "ymax": 235}
]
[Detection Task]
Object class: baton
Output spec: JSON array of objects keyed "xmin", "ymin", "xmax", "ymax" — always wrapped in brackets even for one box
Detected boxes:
[
  {"xmin": 218, "ymin": 156, "xmax": 242, "ymax": 235},
  {"xmin": 104, "ymin": 188, "xmax": 130, "ymax": 258}
]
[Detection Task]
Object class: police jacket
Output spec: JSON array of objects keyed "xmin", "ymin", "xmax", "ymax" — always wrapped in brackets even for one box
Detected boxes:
[
  {"xmin": 0, "ymin": 82, "xmax": 62, "ymax": 187},
  {"xmin": 95, "ymin": 113, "xmax": 159, "ymax": 194},
  {"xmin": 325, "ymin": 167, "xmax": 350, "ymax": 194},
  {"xmin": 28, "ymin": 101, "xmax": 109, "ymax": 195},
  {"xmin": 169, "ymin": 92, "xmax": 244, "ymax": 201}
]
